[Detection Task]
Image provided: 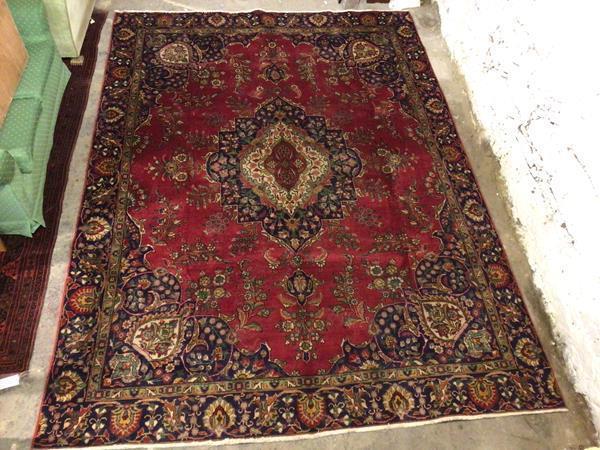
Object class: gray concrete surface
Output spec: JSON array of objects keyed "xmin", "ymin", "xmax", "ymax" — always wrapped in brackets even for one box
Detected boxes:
[{"xmin": 0, "ymin": 1, "xmax": 596, "ymax": 449}]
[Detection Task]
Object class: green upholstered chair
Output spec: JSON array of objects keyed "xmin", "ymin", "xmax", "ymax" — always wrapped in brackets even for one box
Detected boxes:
[{"xmin": 0, "ymin": 0, "xmax": 70, "ymax": 236}]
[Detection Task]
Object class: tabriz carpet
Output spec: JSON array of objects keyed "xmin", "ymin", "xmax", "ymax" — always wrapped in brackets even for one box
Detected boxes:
[
  {"xmin": 34, "ymin": 11, "xmax": 563, "ymax": 447},
  {"xmin": 0, "ymin": 13, "xmax": 107, "ymax": 376}
]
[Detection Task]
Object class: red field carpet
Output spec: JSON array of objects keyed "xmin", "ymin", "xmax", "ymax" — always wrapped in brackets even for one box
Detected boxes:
[
  {"xmin": 0, "ymin": 13, "xmax": 106, "ymax": 376},
  {"xmin": 34, "ymin": 11, "xmax": 563, "ymax": 447}
]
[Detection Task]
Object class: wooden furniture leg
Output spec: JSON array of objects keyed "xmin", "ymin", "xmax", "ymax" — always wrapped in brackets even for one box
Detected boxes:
[{"xmin": 0, "ymin": 237, "xmax": 6, "ymax": 252}]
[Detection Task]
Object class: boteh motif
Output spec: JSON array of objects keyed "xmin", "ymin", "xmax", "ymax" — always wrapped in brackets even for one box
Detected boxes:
[
  {"xmin": 159, "ymin": 42, "xmax": 194, "ymax": 66},
  {"xmin": 127, "ymin": 316, "xmax": 183, "ymax": 363},
  {"xmin": 418, "ymin": 295, "xmax": 468, "ymax": 344},
  {"xmin": 297, "ymin": 393, "xmax": 327, "ymax": 427},
  {"xmin": 35, "ymin": 11, "xmax": 563, "ymax": 448},
  {"xmin": 109, "ymin": 405, "xmax": 143, "ymax": 438},
  {"xmin": 203, "ymin": 398, "xmax": 237, "ymax": 437},
  {"xmin": 347, "ymin": 39, "xmax": 382, "ymax": 66}
]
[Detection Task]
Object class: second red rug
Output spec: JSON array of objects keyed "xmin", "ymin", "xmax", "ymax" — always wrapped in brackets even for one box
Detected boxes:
[{"xmin": 0, "ymin": 13, "xmax": 106, "ymax": 376}]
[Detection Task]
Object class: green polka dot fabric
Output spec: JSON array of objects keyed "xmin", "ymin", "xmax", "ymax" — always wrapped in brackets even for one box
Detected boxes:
[
  {"xmin": 0, "ymin": 98, "xmax": 42, "ymax": 173},
  {"xmin": 0, "ymin": 0, "xmax": 70, "ymax": 236},
  {"xmin": 0, "ymin": 149, "xmax": 16, "ymax": 185},
  {"xmin": 16, "ymin": 40, "xmax": 56, "ymax": 99},
  {"xmin": 8, "ymin": 0, "xmax": 50, "ymax": 41}
]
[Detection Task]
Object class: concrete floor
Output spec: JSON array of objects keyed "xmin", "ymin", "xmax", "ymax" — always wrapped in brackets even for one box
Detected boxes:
[{"xmin": 0, "ymin": 1, "xmax": 597, "ymax": 449}]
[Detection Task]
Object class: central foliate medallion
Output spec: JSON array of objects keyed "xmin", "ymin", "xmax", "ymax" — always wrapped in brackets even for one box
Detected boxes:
[
  {"xmin": 239, "ymin": 121, "xmax": 331, "ymax": 215},
  {"xmin": 207, "ymin": 97, "xmax": 362, "ymax": 252}
]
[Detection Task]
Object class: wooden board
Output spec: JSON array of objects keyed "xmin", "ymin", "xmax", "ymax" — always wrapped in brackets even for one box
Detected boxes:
[{"xmin": 0, "ymin": 0, "xmax": 28, "ymax": 127}]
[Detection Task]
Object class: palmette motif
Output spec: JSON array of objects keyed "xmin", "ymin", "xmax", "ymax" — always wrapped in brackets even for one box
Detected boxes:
[{"xmin": 35, "ymin": 11, "xmax": 562, "ymax": 447}]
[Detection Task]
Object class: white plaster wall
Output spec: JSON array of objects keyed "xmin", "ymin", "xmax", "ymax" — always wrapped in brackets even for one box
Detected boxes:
[{"xmin": 433, "ymin": 0, "xmax": 600, "ymax": 433}]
